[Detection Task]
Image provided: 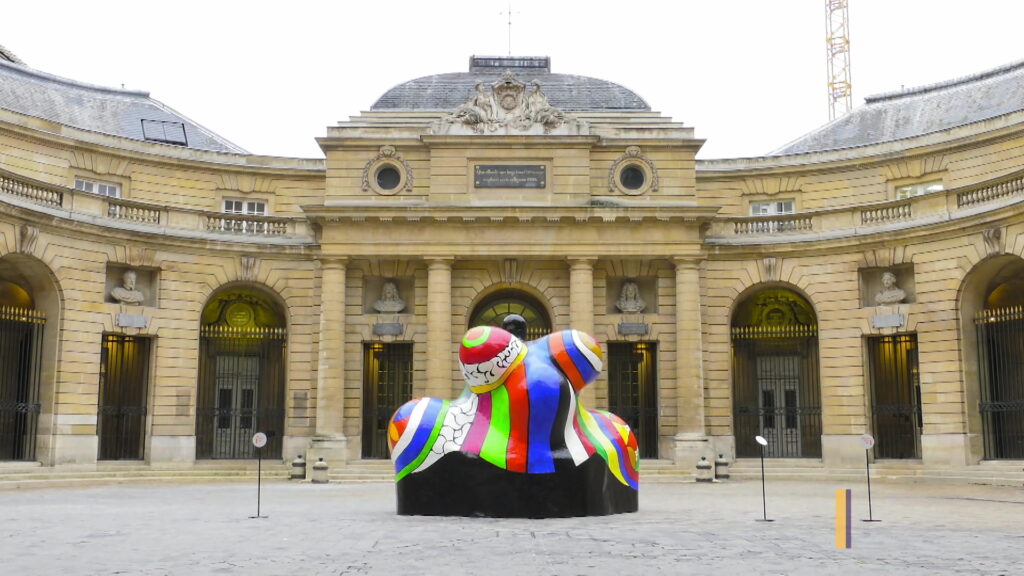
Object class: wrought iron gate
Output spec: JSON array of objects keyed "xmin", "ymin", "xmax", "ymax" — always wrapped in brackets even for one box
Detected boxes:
[
  {"xmin": 196, "ymin": 326, "xmax": 285, "ymax": 459},
  {"xmin": 976, "ymin": 306, "xmax": 1024, "ymax": 459},
  {"xmin": 866, "ymin": 334, "xmax": 921, "ymax": 459},
  {"xmin": 608, "ymin": 342, "xmax": 658, "ymax": 459},
  {"xmin": 733, "ymin": 325, "xmax": 822, "ymax": 458},
  {"xmin": 98, "ymin": 334, "xmax": 151, "ymax": 460},
  {"xmin": 0, "ymin": 306, "xmax": 44, "ymax": 461},
  {"xmin": 362, "ymin": 343, "xmax": 413, "ymax": 459}
]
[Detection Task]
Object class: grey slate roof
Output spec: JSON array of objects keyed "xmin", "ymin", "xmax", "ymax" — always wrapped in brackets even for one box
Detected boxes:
[
  {"xmin": 371, "ymin": 55, "xmax": 649, "ymax": 112},
  {"xmin": 0, "ymin": 58, "xmax": 246, "ymax": 154},
  {"xmin": 771, "ymin": 59, "xmax": 1024, "ymax": 156}
]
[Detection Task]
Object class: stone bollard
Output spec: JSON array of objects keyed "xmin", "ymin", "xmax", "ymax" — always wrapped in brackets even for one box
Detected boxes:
[
  {"xmin": 311, "ymin": 457, "xmax": 329, "ymax": 484},
  {"xmin": 696, "ymin": 456, "xmax": 714, "ymax": 482},
  {"xmin": 715, "ymin": 453, "xmax": 730, "ymax": 480},
  {"xmin": 290, "ymin": 454, "xmax": 306, "ymax": 480}
]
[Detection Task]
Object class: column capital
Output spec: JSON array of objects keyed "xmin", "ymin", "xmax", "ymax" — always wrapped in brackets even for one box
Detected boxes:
[
  {"xmin": 567, "ymin": 257, "xmax": 598, "ymax": 268},
  {"xmin": 424, "ymin": 256, "xmax": 455, "ymax": 267},
  {"xmin": 318, "ymin": 257, "xmax": 349, "ymax": 270},
  {"xmin": 672, "ymin": 256, "xmax": 704, "ymax": 269}
]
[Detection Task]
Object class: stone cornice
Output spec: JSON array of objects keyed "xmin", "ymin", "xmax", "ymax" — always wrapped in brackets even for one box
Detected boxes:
[{"xmin": 302, "ymin": 202, "xmax": 720, "ymax": 224}]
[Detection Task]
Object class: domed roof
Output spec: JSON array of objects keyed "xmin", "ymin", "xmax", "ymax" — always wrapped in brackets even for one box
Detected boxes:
[{"xmin": 371, "ymin": 56, "xmax": 649, "ymax": 112}]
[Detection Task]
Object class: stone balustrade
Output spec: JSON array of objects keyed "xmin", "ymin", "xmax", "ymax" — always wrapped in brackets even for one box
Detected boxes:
[
  {"xmin": 0, "ymin": 168, "xmax": 306, "ymax": 240},
  {"xmin": 0, "ymin": 171, "xmax": 63, "ymax": 207}
]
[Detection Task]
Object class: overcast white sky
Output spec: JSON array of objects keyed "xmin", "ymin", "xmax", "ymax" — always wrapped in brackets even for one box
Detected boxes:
[{"xmin": 4, "ymin": 1, "xmax": 1023, "ymax": 159}]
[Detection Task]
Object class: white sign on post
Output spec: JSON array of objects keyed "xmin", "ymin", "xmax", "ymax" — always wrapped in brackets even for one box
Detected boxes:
[
  {"xmin": 252, "ymin": 432, "xmax": 268, "ymax": 449},
  {"xmin": 860, "ymin": 433, "xmax": 875, "ymax": 450}
]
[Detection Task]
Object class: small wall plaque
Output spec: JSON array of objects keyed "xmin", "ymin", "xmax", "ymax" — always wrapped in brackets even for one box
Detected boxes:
[
  {"xmin": 373, "ymin": 322, "xmax": 404, "ymax": 336},
  {"xmin": 870, "ymin": 314, "xmax": 905, "ymax": 329},
  {"xmin": 117, "ymin": 313, "xmax": 149, "ymax": 328},
  {"xmin": 617, "ymin": 322, "xmax": 649, "ymax": 336},
  {"xmin": 474, "ymin": 165, "xmax": 546, "ymax": 188}
]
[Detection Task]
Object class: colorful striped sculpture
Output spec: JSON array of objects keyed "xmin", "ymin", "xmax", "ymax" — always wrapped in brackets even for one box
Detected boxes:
[{"xmin": 388, "ymin": 326, "xmax": 639, "ymax": 517}]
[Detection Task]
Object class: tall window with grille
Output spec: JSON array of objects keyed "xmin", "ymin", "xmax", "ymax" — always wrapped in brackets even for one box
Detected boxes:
[
  {"xmin": 976, "ymin": 306, "xmax": 1024, "ymax": 459},
  {"xmin": 0, "ymin": 305, "xmax": 44, "ymax": 461},
  {"xmin": 98, "ymin": 334, "xmax": 151, "ymax": 460},
  {"xmin": 866, "ymin": 334, "xmax": 921, "ymax": 459},
  {"xmin": 607, "ymin": 342, "xmax": 658, "ymax": 459},
  {"xmin": 362, "ymin": 343, "xmax": 413, "ymax": 459}
]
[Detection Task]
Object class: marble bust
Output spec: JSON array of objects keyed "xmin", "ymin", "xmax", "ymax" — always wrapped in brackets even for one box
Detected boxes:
[
  {"xmin": 111, "ymin": 269, "xmax": 145, "ymax": 305},
  {"xmin": 615, "ymin": 280, "xmax": 646, "ymax": 313},
  {"xmin": 373, "ymin": 280, "xmax": 406, "ymax": 313},
  {"xmin": 874, "ymin": 271, "xmax": 907, "ymax": 305}
]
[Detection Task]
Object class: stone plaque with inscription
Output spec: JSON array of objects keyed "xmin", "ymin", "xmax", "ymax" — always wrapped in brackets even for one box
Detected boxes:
[
  {"xmin": 117, "ymin": 313, "xmax": 149, "ymax": 328},
  {"xmin": 870, "ymin": 314, "xmax": 905, "ymax": 329},
  {"xmin": 373, "ymin": 322, "xmax": 404, "ymax": 336},
  {"xmin": 617, "ymin": 322, "xmax": 650, "ymax": 336},
  {"xmin": 474, "ymin": 165, "xmax": 546, "ymax": 188}
]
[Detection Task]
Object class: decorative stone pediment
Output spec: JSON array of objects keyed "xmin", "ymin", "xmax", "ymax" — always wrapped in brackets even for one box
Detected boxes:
[{"xmin": 432, "ymin": 71, "xmax": 585, "ymax": 136}]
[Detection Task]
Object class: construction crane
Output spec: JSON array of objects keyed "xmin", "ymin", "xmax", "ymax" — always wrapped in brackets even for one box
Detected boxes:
[{"xmin": 826, "ymin": 0, "xmax": 852, "ymax": 120}]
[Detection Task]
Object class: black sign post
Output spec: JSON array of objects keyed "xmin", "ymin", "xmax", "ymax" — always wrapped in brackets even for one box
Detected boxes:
[
  {"xmin": 755, "ymin": 435, "xmax": 773, "ymax": 522},
  {"xmin": 250, "ymin": 432, "xmax": 268, "ymax": 519},
  {"xmin": 861, "ymin": 434, "xmax": 880, "ymax": 522}
]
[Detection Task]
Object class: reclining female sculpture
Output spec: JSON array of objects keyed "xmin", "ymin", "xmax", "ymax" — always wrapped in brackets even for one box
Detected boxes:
[{"xmin": 388, "ymin": 325, "xmax": 639, "ymax": 517}]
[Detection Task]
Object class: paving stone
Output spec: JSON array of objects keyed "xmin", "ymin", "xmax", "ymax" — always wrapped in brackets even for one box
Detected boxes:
[{"xmin": 0, "ymin": 478, "xmax": 1020, "ymax": 575}]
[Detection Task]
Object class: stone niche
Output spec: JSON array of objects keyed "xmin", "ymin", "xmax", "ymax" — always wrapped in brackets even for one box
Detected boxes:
[
  {"xmin": 104, "ymin": 265, "xmax": 157, "ymax": 307},
  {"xmin": 364, "ymin": 276, "xmax": 414, "ymax": 315},
  {"xmin": 606, "ymin": 277, "xmax": 656, "ymax": 315},
  {"xmin": 860, "ymin": 264, "xmax": 915, "ymax": 307}
]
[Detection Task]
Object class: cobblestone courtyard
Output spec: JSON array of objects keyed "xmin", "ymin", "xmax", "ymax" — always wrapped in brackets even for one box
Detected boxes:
[{"xmin": 1, "ymin": 478, "xmax": 1021, "ymax": 575}]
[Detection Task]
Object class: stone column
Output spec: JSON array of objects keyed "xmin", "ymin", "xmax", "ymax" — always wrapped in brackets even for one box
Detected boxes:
[
  {"xmin": 673, "ymin": 257, "xmax": 709, "ymax": 468},
  {"xmin": 308, "ymin": 257, "xmax": 349, "ymax": 465},
  {"xmin": 568, "ymin": 257, "xmax": 598, "ymax": 407},
  {"xmin": 426, "ymin": 257, "xmax": 454, "ymax": 398}
]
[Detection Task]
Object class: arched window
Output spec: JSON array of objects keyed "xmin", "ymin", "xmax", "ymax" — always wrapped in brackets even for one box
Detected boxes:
[
  {"xmin": 196, "ymin": 288, "xmax": 286, "ymax": 459},
  {"xmin": 469, "ymin": 290, "xmax": 552, "ymax": 340},
  {"xmin": 731, "ymin": 288, "xmax": 821, "ymax": 458},
  {"xmin": 974, "ymin": 258, "xmax": 1024, "ymax": 459},
  {"xmin": 0, "ymin": 279, "xmax": 43, "ymax": 461}
]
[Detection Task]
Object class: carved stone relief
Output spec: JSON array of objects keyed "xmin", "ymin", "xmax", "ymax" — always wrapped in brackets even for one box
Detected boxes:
[
  {"xmin": 874, "ymin": 270, "xmax": 907, "ymax": 305},
  {"xmin": 759, "ymin": 256, "xmax": 778, "ymax": 282},
  {"xmin": 502, "ymin": 258, "xmax": 520, "ymax": 285},
  {"xmin": 17, "ymin": 224, "xmax": 37, "ymax": 255},
  {"xmin": 240, "ymin": 255, "xmax": 258, "ymax": 282},
  {"xmin": 110, "ymin": 268, "xmax": 146, "ymax": 305},
  {"xmin": 615, "ymin": 280, "xmax": 647, "ymax": 313},
  {"xmin": 372, "ymin": 279, "xmax": 407, "ymax": 313},
  {"xmin": 433, "ymin": 72, "xmax": 582, "ymax": 135},
  {"xmin": 983, "ymin": 227, "xmax": 1004, "ymax": 256}
]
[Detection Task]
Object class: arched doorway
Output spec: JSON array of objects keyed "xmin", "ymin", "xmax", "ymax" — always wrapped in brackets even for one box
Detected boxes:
[
  {"xmin": 468, "ymin": 289, "xmax": 552, "ymax": 340},
  {"xmin": 196, "ymin": 287, "xmax": 286, "ymax": 459},
  {"xmin": 731, "ymin": 287, "xmax": 822, "ymax": 458},
  {"xmin": 0, "ymin": 279, "xmax": 44, "ymax": 461},
  {"xmin": 973, "ymin": 257, "xmax": 1024, "ymax": 459}
]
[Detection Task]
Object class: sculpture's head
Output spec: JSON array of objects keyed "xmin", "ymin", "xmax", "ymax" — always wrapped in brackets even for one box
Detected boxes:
[{"xmin": 459, "ymin": 326, "xmax": 526, "ymax": 394}]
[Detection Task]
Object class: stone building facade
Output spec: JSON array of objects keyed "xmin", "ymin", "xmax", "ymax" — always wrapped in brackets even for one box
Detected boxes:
[{"xmin": 1, "ymin": 51, "xmax": 1023, "ymax": 473}]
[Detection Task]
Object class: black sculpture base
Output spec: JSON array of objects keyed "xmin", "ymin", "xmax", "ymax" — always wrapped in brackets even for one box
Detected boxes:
[{"xmin": 396, "ymin": 452, "xmax": 638, "ymax": 518}]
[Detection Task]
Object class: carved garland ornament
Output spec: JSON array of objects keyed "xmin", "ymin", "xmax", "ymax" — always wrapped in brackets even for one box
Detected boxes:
[
  {"xmin": 362, "ymin": 145, "xmax": 414, "ymax": 195},
  {"xmin": 608, "ymin": 146, "xmax": 659, "ymax": 195}
]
